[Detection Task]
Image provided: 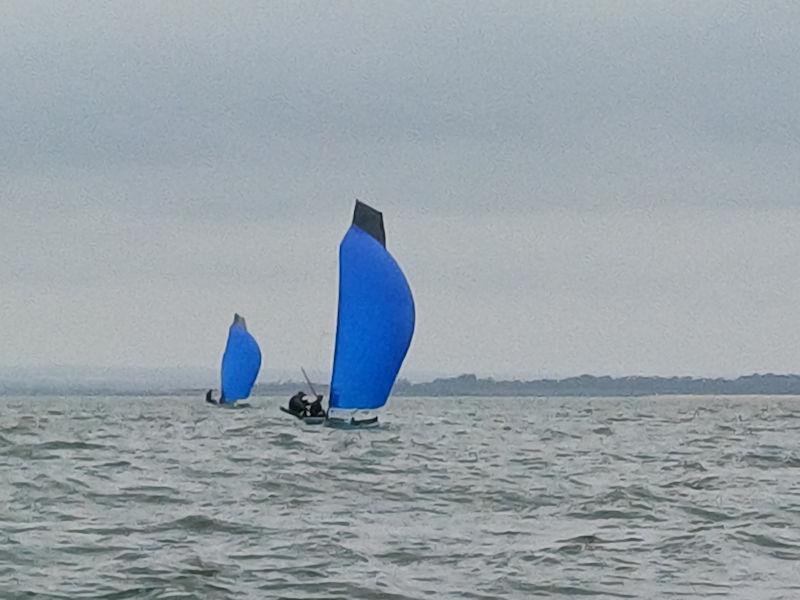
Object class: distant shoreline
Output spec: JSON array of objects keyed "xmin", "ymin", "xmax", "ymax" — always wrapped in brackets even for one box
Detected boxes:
[
  {"xmin": 388, "ymin": 373, "xmax": 800, "ymax": 397},
  {"xmin": 5, "ymin": 372, "xmax": 800, "ymax": 397}
]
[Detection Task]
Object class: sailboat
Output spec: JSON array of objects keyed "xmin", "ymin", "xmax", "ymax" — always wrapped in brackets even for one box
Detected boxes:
[
  {"xmin": 324, "ymin": 200, "xmax": 415, "ymax": 427},
  {"xmin": 214, "ymin": 313, "xmax": 262, "ymax": 408}
]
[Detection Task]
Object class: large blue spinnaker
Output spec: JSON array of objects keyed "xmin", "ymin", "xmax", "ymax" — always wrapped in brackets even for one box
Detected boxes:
[
  {"xmin": 329, "ymin": 201, "xmax": 415, "ymax": 410},
  {"xmin": 220, "ymin": 313, "xmax": 262, "ymax": 403}
]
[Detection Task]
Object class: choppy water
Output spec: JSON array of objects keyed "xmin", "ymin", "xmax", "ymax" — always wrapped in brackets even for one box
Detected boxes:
[{"xmin": 2, "ymin": 395, "xmax": 800, "ymax": 599}]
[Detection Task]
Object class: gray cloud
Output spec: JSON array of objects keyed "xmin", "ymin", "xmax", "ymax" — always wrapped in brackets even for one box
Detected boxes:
[{"xmin": 2, "ymin": 2, "xmax": 800, "ymax": 380}]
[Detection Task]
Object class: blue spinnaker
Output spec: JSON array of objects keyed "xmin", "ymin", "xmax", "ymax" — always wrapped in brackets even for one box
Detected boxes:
[
  {"xmin": 329, "ymin": 202, "xmax": 415, "ymax": 410},
  {"xmin": 220, "ymin": 314, "xmax": 262, "ymax": 402}
]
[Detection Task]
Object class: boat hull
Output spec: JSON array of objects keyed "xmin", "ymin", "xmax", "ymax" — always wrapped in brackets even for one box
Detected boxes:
[
  {"xmin": 280, "ymin": 406, "xmax": 326, "ymax": 425},
  {"xmin": 280, "ymin": 407, "xmax": 379, "ymax": 428},
  {"xmin": 324, "ymin": 415, "xmax": 379, "ymax": 429},
  {"xmin": 221, "ymin": 401, "xmax": 251, "ymax": 409}
]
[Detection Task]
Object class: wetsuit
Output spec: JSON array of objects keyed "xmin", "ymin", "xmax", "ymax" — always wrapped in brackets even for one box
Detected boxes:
[
  {"xmin": 308, "ymin": 396, "xmax": 325, "ymax": 417},
  {"xmin": 288, "ymin": 393, "xmax": 308, "ymax": 416}
]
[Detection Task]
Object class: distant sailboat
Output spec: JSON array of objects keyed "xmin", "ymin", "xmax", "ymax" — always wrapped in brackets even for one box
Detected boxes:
[
  {"xmin": 325, "ymin": 200, "xmax": 415, "ymax": 427},
  {"xmin": 216, "ymin": 313, "xmax": 262, "ymax": 407},
  {"xmin": 279, "ymin": 201, "xmax": 415, "ymax": 426}
]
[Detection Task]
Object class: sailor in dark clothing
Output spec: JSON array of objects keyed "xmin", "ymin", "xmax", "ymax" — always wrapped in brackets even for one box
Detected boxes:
[
  {"xmin": 308, "ymin": 394, "xmax": 325, "ymax": 417},
  {"xmin": 288, "ymin": 391, "xmax": 309, "ymax": 417}
]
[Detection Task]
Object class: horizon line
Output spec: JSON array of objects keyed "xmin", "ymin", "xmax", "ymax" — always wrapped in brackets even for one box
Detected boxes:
[{"xmin": 2, "ymin": 364, "xmax": 799, "ymax": 380}]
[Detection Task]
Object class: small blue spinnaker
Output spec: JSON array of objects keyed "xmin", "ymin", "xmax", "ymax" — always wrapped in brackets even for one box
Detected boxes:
[
  {"xmin": 220, "ymin": 313, "xmax": 262, "ymax": 403},
  {"xmin": 329, "ymin": 201, "xmax": 415, "ymax": 410}
]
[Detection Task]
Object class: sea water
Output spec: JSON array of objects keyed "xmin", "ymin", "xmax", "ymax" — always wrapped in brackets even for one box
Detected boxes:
[{"xmin": 2, "ymin": 395, "xmax": 799, "ymax": 599}]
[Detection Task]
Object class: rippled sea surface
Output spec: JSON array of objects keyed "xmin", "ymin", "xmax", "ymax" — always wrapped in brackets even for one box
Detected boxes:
[{"xmin": 3, "ymin": 395, "xmax": 800, "ymax": 599}]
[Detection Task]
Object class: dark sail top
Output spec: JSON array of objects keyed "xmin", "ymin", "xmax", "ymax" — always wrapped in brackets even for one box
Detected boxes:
[
  {"xmin": 352, "ymin": 199, "xmax": 386, "ymax": 246},
  {"xmin": 220, "ymin": 313, "xmax": 262, "ymax": 402},
  {"xmin": 329, "ymin": 201, "xmax": 415, "ymax": 410}
]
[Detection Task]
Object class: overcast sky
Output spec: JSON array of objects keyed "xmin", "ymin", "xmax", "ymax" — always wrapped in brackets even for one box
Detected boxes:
[{"xmin": 2, "ymin": 2, "xmax": 800, "ymax": 381}]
